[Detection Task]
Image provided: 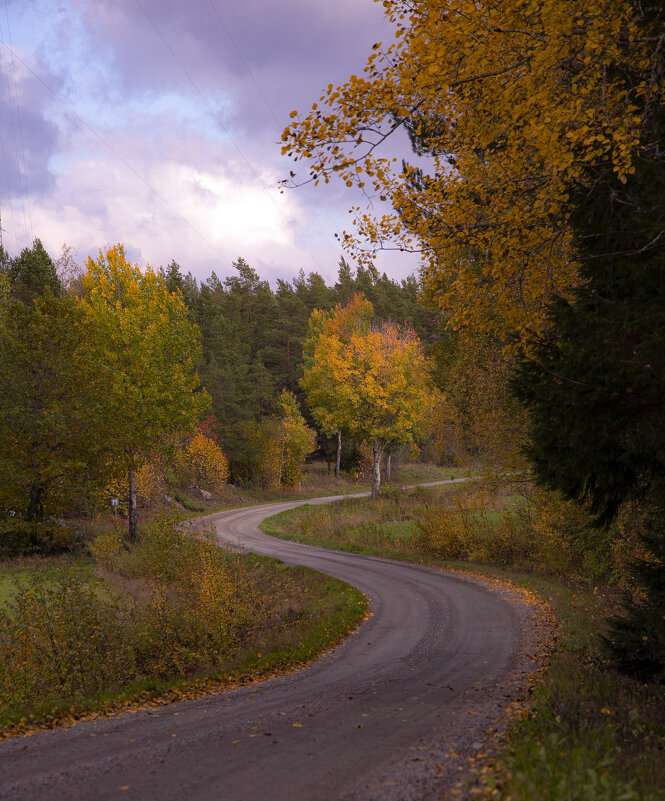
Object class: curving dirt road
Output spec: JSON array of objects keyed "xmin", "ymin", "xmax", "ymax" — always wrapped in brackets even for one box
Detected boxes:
[{"xmin": 0, "ymin": 488, "xmax": 542, "ymax": 800}]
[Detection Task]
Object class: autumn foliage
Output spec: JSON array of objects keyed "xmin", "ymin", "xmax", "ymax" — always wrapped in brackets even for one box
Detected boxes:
[
  {"xmin": 182, "ymin": 433, "xmax": 230, "ymax": 493},
  {"xmin": 234, "ymin": 390, "xmax": 316, "ymax": 490},
  {"xmin": 302, "ymin": 295, "xmax": 438, "ymax": 496},
  {"xmin": 283, "ymin": 0, "xmax": 664, "ymax": 339},
  {"xmin": 82, "ymin": 245, "xmax": 209, "ymax": 537}
]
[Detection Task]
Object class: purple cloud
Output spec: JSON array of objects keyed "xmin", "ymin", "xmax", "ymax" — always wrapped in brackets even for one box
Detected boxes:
[{"xmin": 0, "ymin": 0, "xmax": 419, "ymax": 284}]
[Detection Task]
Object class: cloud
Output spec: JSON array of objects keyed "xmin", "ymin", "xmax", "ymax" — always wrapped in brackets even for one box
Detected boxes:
[
  {"xmin": 0, "ymin": 43, "xmax": 59, "ymax": 200},
  {"xmin": 1, "ymin": 0, "xmax": 418, "ymax": 286}
]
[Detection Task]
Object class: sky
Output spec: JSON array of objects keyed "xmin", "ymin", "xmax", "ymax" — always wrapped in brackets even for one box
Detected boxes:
[{"xmin": 0, "ymin": 0, "xmax": 419, "ymax": 286}]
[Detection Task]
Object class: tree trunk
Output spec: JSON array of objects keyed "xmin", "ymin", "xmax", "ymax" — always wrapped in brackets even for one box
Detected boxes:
[
  {"xmin": 371, "ymin": 441, "xmax": 382, "ymax": 500},
  {"xmin": 335, "ymin": 431, "xmax": 342, "ymax": 479},
  {"xmin": 27, "ymin": 483, "xmax": 45, "ymax": 522},
  {"xmin": 128, "ymin": 467, "xmax": 138, "ymax": 541},
  {"xmin": 386, "ymin": 452, "xmax": 392, "ymax": 481}
]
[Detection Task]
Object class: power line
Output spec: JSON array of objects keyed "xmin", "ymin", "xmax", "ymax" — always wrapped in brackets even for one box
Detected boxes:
[
  {"xmin": 133, "ymin": 0, "xmax": 325, "ymax": 272},
  {"xmin": 206, "ymin": 0, "xmax": 282, "ymax": 128},
  {"xmin": 206, "ymin": 0, "xmax": 346, "ymax": 248},
  {"xmin": 0, "ymin": 39, "xmax": 234, "ymax": 266},
  {"xmin": 0, "ymin": 2, "xmax": 31, "ymax": 245}
]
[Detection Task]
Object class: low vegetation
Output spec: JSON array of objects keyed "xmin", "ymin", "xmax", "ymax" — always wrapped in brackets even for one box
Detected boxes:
[
  {"xmin": 0, "ymin": 516, "xmax": 366, "ymax": 736},
  {"xmin": 262, "ymin": 482, "xmax": 665, "ymax": 801}
]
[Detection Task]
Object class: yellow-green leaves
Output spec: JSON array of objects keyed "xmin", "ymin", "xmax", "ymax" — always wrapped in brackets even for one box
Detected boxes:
[
  {"xmin": 82, "ymin": 244, "xmax": 210, "ymax": 536},
  {"xmin": 237, "ymin": 390, "xmax": 315, "ymax": 489}
]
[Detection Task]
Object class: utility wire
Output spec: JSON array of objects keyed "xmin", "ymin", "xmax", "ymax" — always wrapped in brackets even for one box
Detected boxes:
[
  {"xmin": 206, "ymin": 0, "xmax": 282, "ymax": 128},
  {"xmin": 0, "ymin": 2, "xmax": 31, "ymax": 246},
  {"xmin": 3, "ymin": 0, "xmax": 33, "ymax": 239},
  {"xmin": 134, "ymin": 0, "xmax": 325, "ymax": 272},
  {"xmin": 206, "ymin": 0, "xmax": 346, "ymax": 250},
  {"xmin": 0, "ymin": 39, "xmax": 233, "ymax": 265}
]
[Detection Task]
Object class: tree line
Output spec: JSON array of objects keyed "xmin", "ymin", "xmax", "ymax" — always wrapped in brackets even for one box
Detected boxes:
[
  {"xmin": 159, "ymin": 255, "xmax": 437, "ymax": 475},
  {"xmin": 0, "ymin": 239, "xmax": 437, "ymax": 540}
]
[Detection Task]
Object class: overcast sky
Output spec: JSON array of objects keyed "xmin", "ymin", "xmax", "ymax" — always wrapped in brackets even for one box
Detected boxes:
[{"xmin": 0, "ymin": 0, "xmax": 418, "ymax": 286}]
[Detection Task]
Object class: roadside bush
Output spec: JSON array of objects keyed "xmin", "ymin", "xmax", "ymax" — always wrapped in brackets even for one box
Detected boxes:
[
  {"xmin": 92, "ymin": 519, "xmax": 256, "ymax": 678},
  {"xmin": 1, "ymin": 519, "xmax": 260, "ymax": 714},
  {"xmin": 0, "ymin": 573, "xmax": 133, "ymax": 710},
  {"xmin": 416, "ymin": 483, "xmax": 632, "ymax": 581},
  {"xmin": 417, "ymin": 504, "xmax": 470, "ymax": 559},
  {"xmin": 0, "ymin": 517, "xmax": 81, "ymax": 558},
  {"xmin": 180, "ymin": 433, "xmax": 229, "ymax": 493},
  {"xmin": 88, "ymin": 529, "xmax": 125, "ymax": 569}
]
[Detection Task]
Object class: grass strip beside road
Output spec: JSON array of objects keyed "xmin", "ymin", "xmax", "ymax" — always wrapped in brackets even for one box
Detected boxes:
[
  {"xmin": 261, "ymin": 494, "xmax": 665, "ymax": 801},
  {"xmin": 0, "ymin": 540, "xmax": 367, "ymax": 740}
]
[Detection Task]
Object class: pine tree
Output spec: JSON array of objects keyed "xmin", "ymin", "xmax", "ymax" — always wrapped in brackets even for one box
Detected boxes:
[{"xmin": 8, "ymin": 238, "xmax": 62, "ymax": 303}]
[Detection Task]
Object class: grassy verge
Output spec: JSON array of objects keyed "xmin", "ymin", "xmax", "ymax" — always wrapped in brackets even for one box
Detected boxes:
[
  {"xmin": 0, "ymin": 521, "xmax": 366, "ymax": 739},
  {"xmin": 260, "ymin": 489, "xmax": 665, "ymax": 801},
  {"xmin": 83, "ymin": 461, "xmax": 464, "ymax": 538}
]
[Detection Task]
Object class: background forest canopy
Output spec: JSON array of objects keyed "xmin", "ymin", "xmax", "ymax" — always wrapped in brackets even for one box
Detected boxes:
[{"xmin": 0, "ymin": 237, "xmax": 441, "ymax": 532}]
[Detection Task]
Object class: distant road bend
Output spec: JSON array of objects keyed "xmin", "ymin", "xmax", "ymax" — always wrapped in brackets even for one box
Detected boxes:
[{"xmin": 0, "ymin": 483, "xmax": 544, "ymax": 801}]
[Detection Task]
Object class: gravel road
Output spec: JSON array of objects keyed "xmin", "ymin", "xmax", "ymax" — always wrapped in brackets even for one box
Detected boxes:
[{"xmin": 0, "ymin": 488, "xmax": 544, "ymax": 800}]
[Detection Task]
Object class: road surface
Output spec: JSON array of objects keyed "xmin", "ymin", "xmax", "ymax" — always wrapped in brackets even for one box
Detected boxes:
[{"xmin": 0, "ymin": 488, "xmax": 543, "ymax": 800}]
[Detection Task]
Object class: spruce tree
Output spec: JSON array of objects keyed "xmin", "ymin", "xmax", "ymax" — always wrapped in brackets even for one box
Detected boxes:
[{"xmin": 513, "ymin": 93, "xmax": 665, "ymax": 678}]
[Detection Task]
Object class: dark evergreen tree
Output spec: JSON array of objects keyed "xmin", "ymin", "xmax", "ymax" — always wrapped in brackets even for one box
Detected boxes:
[
  {"xmin": 513, "ymin": 51, "xmax": 665, "ymax": 677},
  {"xmin": 9, "ymin": 238, "xmax": 62, "ymax": 303},
  {"xmin": 160, "ymin": 259, "xmax": 200, "ymax": 311},
  {"xmin": 604, "ymin": 500, "xmax": 665, "ymax": 682}
]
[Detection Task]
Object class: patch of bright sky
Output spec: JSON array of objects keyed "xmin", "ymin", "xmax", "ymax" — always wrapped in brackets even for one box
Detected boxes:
[
  {"xmin": 5, "ymin": 1, "xmax": 230, "ymax": 143},
  {"xmin": 132, "ymin": 91, "xmax": 234, "ymax": 141},
  {"xmin": 6, "ymin": 0, "xmax": 91, "ymax": 87}
]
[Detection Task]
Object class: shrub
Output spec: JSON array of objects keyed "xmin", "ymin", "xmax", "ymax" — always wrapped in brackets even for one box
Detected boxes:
[
  {"xmin": 0, "ymin": 517, "xmax": 81, "ymax": 558},
  {"xmin": 90, "ymin": 519, "xmax": 256, "ymax": 678},
  {"xmin": 135, "ymin": 462, "xmax": 167, "ymax": 506},
  {"xmin": 230, "ymin": 392, "xmax": 315, "ymax": 489},
  {"xmin": 88, "ymin": 529, "xmax": 125, "ymax": 569},
  {"xmin": 0, "ymin": 573, "xmax": 133, "ymax": 710},
  {"xmin": 182, "ymin": 433, "xmax": 229, "ymax": 493}
]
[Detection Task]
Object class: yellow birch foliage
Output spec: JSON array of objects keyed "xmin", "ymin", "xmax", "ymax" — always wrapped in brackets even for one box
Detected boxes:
[
  {"xmin": 275, "ymin": 390, "xmax": 317, "ymax": 487},
  {"xmin": 434, "ymin": 330, "xmax": 530, "ymax": 472},
  {"xmin": 81, "ymin": 244, "xmax": 209, "ymax": 474},
  {"xmin": 183, "ymin": 433, "xmax": 229, "ymax": 492},
  {"xmin": 302, "ymin": 301, "xmax": 438, "ymax": 452},
  {"xmin": 239, "ymin": 391, "xmax": 316, "ymax": 489},
  {"xmin": 283, "ymin": 0, "xmax": 664, "ymax": 339}
]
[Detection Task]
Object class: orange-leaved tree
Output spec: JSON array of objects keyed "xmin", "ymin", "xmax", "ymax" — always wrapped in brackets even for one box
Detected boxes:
[
  {"xmin": 282, "ymin": 0, "xmax": 664, "ymax": 342},
  {"xmin": 302, "ymin": 297, "xmax": 437, "ymax": 498},
  {"xmin": 82, "ymin": 244, "xmax": 209, "ymax": 539}
]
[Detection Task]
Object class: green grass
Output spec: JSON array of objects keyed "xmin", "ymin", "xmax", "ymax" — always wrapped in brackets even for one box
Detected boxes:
[
  {"xmin": 385, "ymin": 463, "xmax": 476, "ymax": 484},
  {"xmin": 261, "ymin": 492, "xmax": 665, "ymax": 801},
  {"xmin": 0, "ymin": 540, "xmax": 366, "ymax": 738},
  {"xmin": 0, "ymin": 554, "xmax": 96, "ymax": 605}
]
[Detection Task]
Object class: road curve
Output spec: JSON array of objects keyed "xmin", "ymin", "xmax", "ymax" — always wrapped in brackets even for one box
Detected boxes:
[{"xmin": 0, "ymin": 488, "xmax": 540, "ymax": 801}]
